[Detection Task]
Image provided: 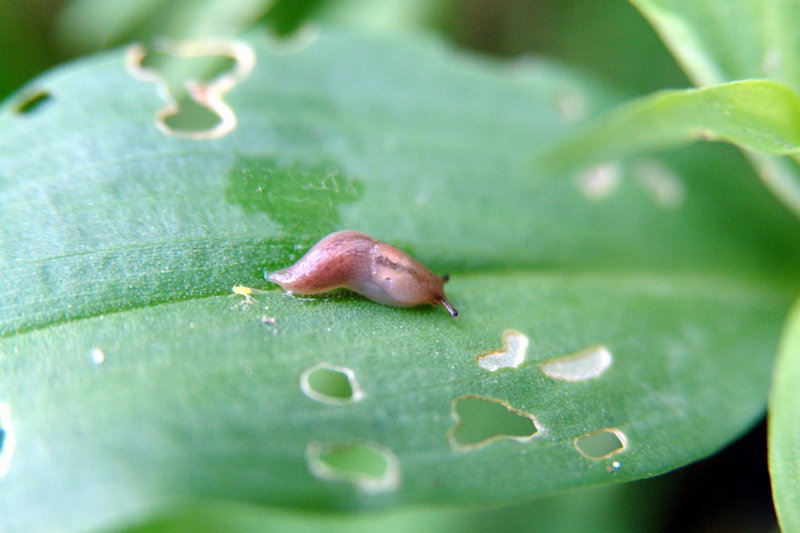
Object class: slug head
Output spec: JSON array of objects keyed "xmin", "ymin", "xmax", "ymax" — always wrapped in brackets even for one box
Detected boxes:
[{"xmin": 368, "ymin": 243, "xmax": 458, "ymax": 317}]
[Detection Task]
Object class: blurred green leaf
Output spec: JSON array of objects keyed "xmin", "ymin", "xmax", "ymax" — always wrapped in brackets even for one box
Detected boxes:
[
  {"xmin": 311, "ymin": 0, "xmax": 453, "ymax": 34},
  {"xmin": 0, "ymin": 0, "xmax": 64, "ymax": 100},
  {"xmin": 57, "ymin": 0, "xmax": 275, "ymax": 52},
  {"xmin": 627, "ymin": 0, "xmax": 800, "ymax": 218},
  {"xmin": 630, "ymin": 0, "xmax": 800, "ymax": 89},
  {"xmin": 769, "ymin": 297, "xmax": 800, "ymax": 532},
  {"xmin": 261, "ymin": 0, "xmax": 332, "ymax": 35},
  {"xmin": 1, "ymin": 29, "xmax": 798, "ymax": 532},
  {"xmin": 453, "ymin": 0, "xmax": 688, "ymax": 96},
  {"xmin": 115, "ymin": 477, "xmax": 669, "ymax": 533},
  {"xmin": 542, "ymin": 80, "xmax": 800, "ymax": 179}
]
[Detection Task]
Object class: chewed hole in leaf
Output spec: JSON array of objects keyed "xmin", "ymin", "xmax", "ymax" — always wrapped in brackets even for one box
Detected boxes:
[
  {"xmin": 163, "ymin": 97, "xmax": 223, "ymax": 133},
  {"xmin": 577, "ymin": 162, "xmax": 621, "ymax": 200},
  {"xmin": 0, "ymin": 403, "xmax": 16, "ymax": 477},
  {"xmin": 306, "ymin": 441, "xmax": 400, "ymax": 493},
  {"xmin": 126, "ymin": 39, "xmax": 255, "ymax": 139},
  {"xmin": 449, "ymin": 395, "xmax": 540, "ymax": 449},
  {"xmin": 553, "ymin": 89, "xmax": 589, "ymax": 122},
  {"xmin": 539, "ymin": 345, "xmax": 612, "ymax": 381},
  {"xmin": 574, "ymin": 428, "xmax": 627, "ymax": 459},
  {"xmin": 632, "ymin": 158, "xmax": 686, "ymax": 209},
  {"xmin": 300, "ymin": 363, "xmax": 363, "ymax": 404},
  {"xmin": 762, "ymin": 48, "xmax": 782, "ymax": 76},
  {"xmin": 139, "ymin": 51, "xmax": 238, "ymax": 87},
  {"xmin": 13, "ymin": 89, "xmax": 52, "ymax": 115},
  {"xmin": 476, "ymin": 329, "xmax": 528, "ymax": 372},
  {"xmin": 88, "ymin": 347, "xmax": 105, "ymax": 365}
]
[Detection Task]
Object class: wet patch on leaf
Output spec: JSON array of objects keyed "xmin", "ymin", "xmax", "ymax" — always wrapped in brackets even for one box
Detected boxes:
[{"xmin": 225, "ymin": 155, "xmax": 362, "ymax": 236}]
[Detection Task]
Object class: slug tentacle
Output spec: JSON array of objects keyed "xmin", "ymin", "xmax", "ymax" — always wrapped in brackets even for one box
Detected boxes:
[
  {"xmin": 440, "ymin": 297, "xmax": 459, "ymax": 318},
  {"xmin": 267, "ymin": 230, "xmax": 458, "ymax": 317}
]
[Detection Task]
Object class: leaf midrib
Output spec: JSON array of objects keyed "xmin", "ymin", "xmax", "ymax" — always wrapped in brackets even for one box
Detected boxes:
[{"xmin": 1, "ymin": 265, "xmax": 793, "ymax": 341}]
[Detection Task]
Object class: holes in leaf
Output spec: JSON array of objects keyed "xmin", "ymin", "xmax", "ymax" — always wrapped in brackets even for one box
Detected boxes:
[
  {"xmin": 126, "ymin": 39, "xmax": 255, "ymax": 139},
  {"xmin": 163, "ymin": 98, "xmax": 223, "ymax": 134},
  {"xmin": 576, "ymin": 162, "xmax": 621, "ymax": 200},
  {"xmin": 89, "ymin": 347, "xmax": 105, "ymax": 365},
  {"xmin": 448, "ymin": 395, "xmax": 541, "ymax": 449},
  {"xmin": 476, "ymin": 330, "xmax": 528, "ymax": 372},
  {"xmin": 632, "ymin": 158, "xmax": 686, "ymax": 209},
  {"xmin": 306, "ymin": 441, "xmax": 400, "ymax": 493},
  {"xmin": 300, "ymin": 363, "xmax": 363, "ymax": 404},
  {"xmin": 574, "ymin": 428, "xmax": 627, "ymax": 459},
  {"xmin": 553, "ymin": 89, "xmax": 588, "ymax": 122},
  {"xmin": 13, "ymin": 89, "xmax": 52, "ymax": 115},
  {"xmin": 0, "ymin": 403, "xmax": 16, "ymax": 477},
  {"xmin": 540, "ymin": 345, "xmax": 612, "ymax": 381}
]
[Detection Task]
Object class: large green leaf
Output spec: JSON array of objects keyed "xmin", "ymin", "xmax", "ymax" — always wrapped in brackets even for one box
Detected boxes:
[
  {"xmin": 769, "ymin": 298, "xmax": 800, "ymax": 531},
  {"xmin": 1, "ymin": 29, "xmax": 798, "ymax": 532}
]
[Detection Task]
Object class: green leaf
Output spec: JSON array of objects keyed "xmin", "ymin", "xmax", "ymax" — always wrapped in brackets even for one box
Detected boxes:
[
  {"xmin": 57, "ymin": 0, "xmax": 275, "ymax": 52},
  {"xmin": 629, "ymin": 0, "xmax": 800, "ymax": 89},
  {"xmin": 1, "ymin": 29, "xmax": 798, "ymax": 532},
  {"xmin": 627, "ymin": 0, "xmax": 800, "ymax": 218},
  {"xmin": 769, "ymin": 297, "xmax": 800, "ymax": 531},
  {"xmin": 540, "ymin": 81, "xmax": 800, "ymax": 184},
  {"xmin": 115, "ymin": 478, "xmax": 670, "ymax": 533}
]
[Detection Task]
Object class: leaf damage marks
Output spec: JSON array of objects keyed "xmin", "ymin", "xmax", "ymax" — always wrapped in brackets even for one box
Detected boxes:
[
  {"xmin": 762, "ymin": 48, "xmax": 782, "ymax": 77},
  {"xmin": 300, "ymin": 362, "xmax": 364, "ymax": 404},
  {"xmin": 576, "ymin": 162, "xmax": 622, "ymax": 200},
  {"xmin": 554, "ymin": 89, "xmax": 589, "ymax": 122},
  {"xmin": 306, "ymin": 440, "xmax": 400, "ymax": 493},
  {"xmin": 448, "ymin": 395, "xmax": 543, "ymax": 450},
  {"xmin": 574, "ymin": 428, "xmax": 627, "ymax": 460},
  {"xmin": 126, "ymin": 39, "xmax": 255, "ymax": 139},
  {"xmin": 632, "ymin": 158, "xmax": 686, "ymax": 209},
  {"xmin": 539, "ymin": 345, "xmax": 612, "ymax": 382},
  {"xmin": 88, "ymin": 347, "xmax": 106, "ymax": 365},
  {"xmin": 476, "ymin": 329, "xmax": 528, "ymax": 372},
  {"xmin": 576, "ymin": 159, "xmax": 686, "ymax": 209},
  {"xmin": 0, "ymin": 402, "xmax": 16, "ymax": 477},
  {"xmin": 13, "ymin": 89, "xmax": 53, "ymax": 115}
]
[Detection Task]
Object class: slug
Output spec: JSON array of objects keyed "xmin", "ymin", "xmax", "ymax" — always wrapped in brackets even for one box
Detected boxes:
[{"xmin": 267, "ymin": 230, "xmax": 458, "ymax": 317}]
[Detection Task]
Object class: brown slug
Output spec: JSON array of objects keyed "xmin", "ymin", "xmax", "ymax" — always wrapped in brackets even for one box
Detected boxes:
[{"xmin": 267, "ymin": 230, "xmax": 458, "ymax": 317}]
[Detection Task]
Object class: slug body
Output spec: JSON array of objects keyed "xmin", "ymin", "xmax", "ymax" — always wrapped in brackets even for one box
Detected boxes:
[{"xmin": 268, "ymin": 230, "xmax": 458, "ymax": 317}]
